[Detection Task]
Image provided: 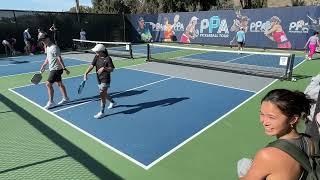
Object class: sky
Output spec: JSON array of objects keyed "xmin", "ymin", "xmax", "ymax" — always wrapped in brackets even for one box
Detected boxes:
[{"xmin": 0, "ymin": 0, "xmax": 92, "ymax": 12}]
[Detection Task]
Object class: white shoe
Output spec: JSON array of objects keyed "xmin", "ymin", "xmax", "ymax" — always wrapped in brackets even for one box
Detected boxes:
[
  {"xmin": 58, "ymin": 98, "xmax": 70, "ymax": 105},
  {"xmin": 44, "ymin": 101, "xmax": 55, "ymax": 109},
  {"xmin": 94, "ymin": 112, "xmax": 105, "ymax": 119},
  {"xmin": 108, "ymin": 102, "xmax": 116, "ymax": 109}
]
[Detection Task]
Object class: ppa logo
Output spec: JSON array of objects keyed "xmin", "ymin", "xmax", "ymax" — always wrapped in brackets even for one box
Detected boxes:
[
  {"xmin": 289, "ymin": 20, "xmax": 308, "ymax": 33},
  {"xmin": 250, "ymin": 21, "xmax": 272, "ymax": 32},
  {"xmin": 199, "ymin": 16, "xmax": 229, "ymax": 38}
]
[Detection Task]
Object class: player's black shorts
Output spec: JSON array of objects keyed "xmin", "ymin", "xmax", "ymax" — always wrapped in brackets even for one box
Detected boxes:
[
  {"xmin": 47, "ymin": 69, "xmax": 63, "ymax": 83},
  {"xmin": 238, "ymin": 41, "xmax": 245, "ymax": 47}
]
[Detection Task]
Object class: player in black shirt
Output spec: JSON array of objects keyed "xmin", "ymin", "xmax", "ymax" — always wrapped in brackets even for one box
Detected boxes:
[{"xmin": 84, "ymin": 44, "xmax": 116, "ymax": 119}]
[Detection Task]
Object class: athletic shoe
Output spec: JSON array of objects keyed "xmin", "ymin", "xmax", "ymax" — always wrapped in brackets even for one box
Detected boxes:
[
  {"xmin": 108, "ymin": 101, "xmax": 116, "ymax": 109},
  {"xmin": 58, "ymin": 97, "xmax": 70, "ymax": 105},
  {"xmin": 94, "ymin": 112, "xmax": 105, "ymax": 119},
  {"xmin": 44, "ymin": 101, "xmax": 55, "ymax": 109}
]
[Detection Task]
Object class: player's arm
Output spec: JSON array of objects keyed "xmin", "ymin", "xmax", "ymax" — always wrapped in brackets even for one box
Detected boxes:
[
  {"xmin": 40, "ymin": 58, "xmax": 48, "ymax": 73},
  {"xmin": 84, "ymin": 65, "xmax": 94, "ymax": 80},
  {"xmin": 57, "ymin": 55, "xmax": 70, "ymax": 74},
  {"xmin": 84, "ymin": 56, "xmax": 96, "ymax": 80},
  {"xmin": 239, "ymin": 148, "xmax": 274, "ymax": 180}
]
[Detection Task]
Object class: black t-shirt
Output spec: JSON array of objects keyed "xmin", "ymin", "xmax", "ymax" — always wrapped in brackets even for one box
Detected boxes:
[{"xmin": 91, "ymin": 55, "xmax": 115, "ymax": 84}]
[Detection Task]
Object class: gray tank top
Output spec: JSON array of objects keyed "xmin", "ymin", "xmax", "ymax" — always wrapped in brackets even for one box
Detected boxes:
[{"xmin": 286, "ymin": 134, "xmax": 316, "ymax": 157}]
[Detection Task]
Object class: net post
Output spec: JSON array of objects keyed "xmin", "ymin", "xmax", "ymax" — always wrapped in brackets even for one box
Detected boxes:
[
  {"xmin": 147, "ymin": 44, "xmax": 150, "ymax": 61},
  {"xmin": 129, "ymin": 43, "xmax": 133, "ymax": 59},
  {"xmin": 286, "ymin": 54, "xmax": 295, "ymax": 81}
]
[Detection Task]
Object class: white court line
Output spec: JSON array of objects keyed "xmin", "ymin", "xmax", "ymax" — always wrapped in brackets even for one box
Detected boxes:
[
  {"xmin": 53, "ymin": 77, "xmax": 173, "ymax": 113},
  {"xmin": 0, "ymin": 57, "xmax": 90, "ymax": 79},
  {"xmin": 0, "ymin": 60, "xmax": 43, "ymax": 67},
  {"xmin": 226, "ymin": 54, "xmax": 255, "ymax": 62},
  {"xmin": 125, "ymin": 67, "xmax": 255, "ymax": 93},
  {"xmin": 8, "ymin": 88, "xmax": 149, "ymax": 170},
  {"xmin": 0, "ymin": 63, "xmax": 87, "ymax": 79},
  {"xmin": 9, "ymin": 63, "xmax": 147, "ymax": 89}
]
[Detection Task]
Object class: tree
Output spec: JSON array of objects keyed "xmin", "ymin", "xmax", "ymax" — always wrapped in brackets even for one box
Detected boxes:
[
  {"xmin": 240, "ymin": 0, "xmax": 266, "ymax": 8},
  {"xmin": 291, "ymin": 0, "xmax": 305, "ymax": 6},
  {"xmin": 69, "ymin": 6, "xmax": 93, "ymax": 13}
]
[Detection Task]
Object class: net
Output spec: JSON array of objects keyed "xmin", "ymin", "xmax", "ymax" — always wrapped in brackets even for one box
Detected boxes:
[
  {"xmin": 72, "ymin": 39, "xmax": 133, "ymax": 59},
  {"xmin": 147, "ymin": 44, "xmax": 295, "ymax": 80}
]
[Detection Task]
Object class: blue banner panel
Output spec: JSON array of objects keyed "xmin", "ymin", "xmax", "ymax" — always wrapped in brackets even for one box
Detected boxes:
[{"xmin": 126, "ymin": 6, "xmax": 320, "ymax": 50}]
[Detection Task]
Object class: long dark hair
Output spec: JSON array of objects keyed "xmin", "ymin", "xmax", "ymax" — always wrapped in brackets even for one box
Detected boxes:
[
  {"xmin": 261, "ymin": 89, "xmax": 314, "ymax": 120},
  {"xmin": 103, "ymin": 49, "xmax": 109, "ymax": 56}
]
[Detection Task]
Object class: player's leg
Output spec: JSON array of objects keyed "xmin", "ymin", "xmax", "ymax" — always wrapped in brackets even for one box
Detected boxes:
[
  {"xmin": 94, "ymin": 84, "xmax": 107, "ymax": 118},
  {"xmin": 308, "ymin": 44, "xmax": 316, "ymax": 60},
  {"xmin": 44, "ymin": 77, "xmax": 55, "ymax": 109},
  {"xmin": 237, "ymin": 42, "xmax": 241, "ymax": 51},
  {"xmin": 44, "ymin": 70, "xmax": 60, "ymax": 109},
  {"xmin": 104, "ymin": 84, "xmax": 116, "ymax": 109},
  {"xmin": 56, "ymin": 70, "xmax": 69, "ymax": 105}
]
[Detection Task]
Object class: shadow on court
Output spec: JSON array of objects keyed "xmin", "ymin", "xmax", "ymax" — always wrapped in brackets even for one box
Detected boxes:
[
  {"xmin": 9, "ymin": 60, "xmax": 30, "ymax": 64},
  {"xmin": 52, "ymin": 89, "xmax": 148, "ymax": 109},
  {"xmin": 292, "ymin": 74, "xmax": 313, "ymax": 80},
  {"xmin": 0, "ymin": 110, "xmax": 12, "ymax": 114},
  {"xmin": 109, "ymin": 97, "xmax": 190, "ymax": 116},
  {"xmin": 0, "ymin": 93, "xmax": 124, "ymax": 179}
]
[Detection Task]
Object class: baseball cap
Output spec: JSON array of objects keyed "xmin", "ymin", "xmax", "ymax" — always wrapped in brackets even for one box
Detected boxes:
[{"xmin": 91, "ymin": 44, "xmax": 106, "ymax": 52}]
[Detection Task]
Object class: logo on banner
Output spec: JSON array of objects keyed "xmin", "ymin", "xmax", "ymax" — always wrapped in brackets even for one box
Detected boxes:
[
  {"xmin": 250, "ymin": 21, "xmax": 272, "ymax": 32},
  {"xmin": 199, "ymin": 16, "xmax": 229, "ymax": 38},
  {"xmin": 289, "ymin": 20, "xmax": 309, "ymax": 33}
]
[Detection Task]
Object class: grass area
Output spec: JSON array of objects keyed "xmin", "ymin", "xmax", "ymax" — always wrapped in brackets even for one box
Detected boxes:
[{"xmin": 0, "ymin": 48, "xmax": 319, "ymax": 179}]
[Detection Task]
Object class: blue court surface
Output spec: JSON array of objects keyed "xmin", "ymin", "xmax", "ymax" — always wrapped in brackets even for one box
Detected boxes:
[
  {"xmin": 11, "ymin": 68, "xmax": 254, "ymax": 169},
  {"xmin": 0, "ymin": 55, "xmax": 88, "ymax": 77},
  {"xmin": 181, "ymin": 52, "xmax": 305, "ymax": 68}
]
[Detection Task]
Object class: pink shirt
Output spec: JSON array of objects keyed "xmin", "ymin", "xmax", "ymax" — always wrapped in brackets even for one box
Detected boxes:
[{"xmin": 308, "ymin": 35, "xmax": 319, "ymax": 45}]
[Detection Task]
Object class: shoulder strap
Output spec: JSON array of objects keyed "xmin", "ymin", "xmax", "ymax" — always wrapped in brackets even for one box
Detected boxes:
[{"xmin": 267, "ymin": 139, "xmax": 312, "ymax": 172}]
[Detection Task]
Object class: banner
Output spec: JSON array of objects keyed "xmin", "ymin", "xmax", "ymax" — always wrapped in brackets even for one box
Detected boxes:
[{"xmin": 127, "ymin": 6, "xmax": 320, "ymax": 50}]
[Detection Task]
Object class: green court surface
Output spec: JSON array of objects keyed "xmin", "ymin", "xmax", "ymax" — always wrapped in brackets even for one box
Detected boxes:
[{"xmin": 0, "ymin": 51, "xmax": 319, "ymax": 179}]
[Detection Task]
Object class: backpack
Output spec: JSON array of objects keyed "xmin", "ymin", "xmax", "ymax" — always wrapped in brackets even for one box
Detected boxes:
[
  {"xmin": 267, "ymin": 139, "xmax": 320, "ymax": 180},
  {"xmin": 304, "ymin": 75, "xmax": 320, "ymax": 142}
]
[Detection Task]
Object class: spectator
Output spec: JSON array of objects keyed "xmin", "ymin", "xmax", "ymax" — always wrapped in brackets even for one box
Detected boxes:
[
  {"xmin": 2, "ymin": 36, "xmax": 16, "ymax": 56},
  {"xmin": 236, "ymin": 27, "xmax": 246, "ymax": 52},
  {"xmin": 23, "ymin": 28, "xmax": 33, "ymax": 55},
  {"xmin": 37, "ymin": 28, "xmax": 47, "ymax": 40},
  {"xmin": 80, "ymin": 28, "xmax": 86, "ymax": 40},
  {"xmin": 238, "ymin": 89, "xmax": 318, "ymax": 179},
  {"xmin": 49, "ymin": 23, "xmax": 59, "ymax": 45},
  {"xmin": 304, "ymin": 32, "xmax": 320, "ymax": 60},
  {"xmin": 38, "ymin": 28, "xmax": 47, "ymax": 53}
]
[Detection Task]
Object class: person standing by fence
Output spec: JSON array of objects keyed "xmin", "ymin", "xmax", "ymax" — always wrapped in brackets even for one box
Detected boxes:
[
  {"xmin": 49, "ymin": 23, "xmax": 59, "ymax": 46},
  {"xmin": 304, "ymin": 32, "xmax": 320, "ymax": 60}
]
